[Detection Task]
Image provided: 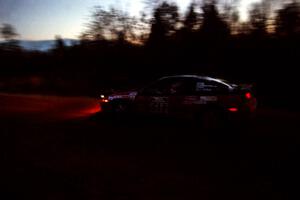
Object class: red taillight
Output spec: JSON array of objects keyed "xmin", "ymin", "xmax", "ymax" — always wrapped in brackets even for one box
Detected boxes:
[
  {"xmin": 228, "ymin": 107, "xmax": 238, "ymax": 112},
  {"xmin": 245, "ymin": 92, "xmax": 252, "ymax": 99}
]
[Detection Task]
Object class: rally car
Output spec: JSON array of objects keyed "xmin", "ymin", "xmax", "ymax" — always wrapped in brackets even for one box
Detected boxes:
[{"xmin": 99, "ymin": 75, "xmax": 257, "ymax": 126}]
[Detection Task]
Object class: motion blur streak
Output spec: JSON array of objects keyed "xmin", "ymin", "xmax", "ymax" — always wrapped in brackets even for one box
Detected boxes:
[{"xmin": 0, "ymin": 93, "xmax": 100, "ymax": 122}]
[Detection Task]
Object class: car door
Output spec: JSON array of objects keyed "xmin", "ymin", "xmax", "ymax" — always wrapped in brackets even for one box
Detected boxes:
[
  {"xmin": 167, "ymin": 78, "xmax": 198, "ymax": 118},
  {"xmin": 168, "ymin": 78, "xmax": 231, "ymax": 118},
  {"xmin": 134, "ymin": 78, "xmax": 174, "ymax": 115},
  {"xmin": 194, "ymin": 79, "xmax": 231, "ymax": 108}
]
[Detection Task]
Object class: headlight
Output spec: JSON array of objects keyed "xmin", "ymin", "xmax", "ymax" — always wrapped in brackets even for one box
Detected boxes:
[{"xmin": 100, "ymin": 94, "xmax": 109, "ymax": 103}]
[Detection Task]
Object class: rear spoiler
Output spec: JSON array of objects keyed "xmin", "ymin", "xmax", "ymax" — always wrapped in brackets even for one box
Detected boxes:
[
  {"xmin": 235, "ymin": 84, "xmax": 256, "ymax": 95},
  {"xmin": 238, "ymin": 84, "xmax": 254, "ymax": 91},
  {"xmin": 232, "ymin": 84, "xmax": 255, "ymax": 92}
]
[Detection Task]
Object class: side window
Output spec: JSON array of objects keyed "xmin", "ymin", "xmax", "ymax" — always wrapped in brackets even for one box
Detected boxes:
[
  {"xmin": 140, "ymin": 78, "xmax": 176, "ymax": 96},
  {"xmin": 140, "ymin": 78, "xmax": 197, "ymax": 96},
  {"xmin": 168, "ymin": 78, "xmax": 196, "ymax": 95},
  {"xmin": 196, "ymin": 80, "xmax": 229, "ymax": 94}
]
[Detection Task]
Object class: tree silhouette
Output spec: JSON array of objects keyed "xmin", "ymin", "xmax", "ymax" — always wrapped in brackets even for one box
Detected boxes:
[
  {"xmin": 221, "ymin": 0, "xmax": 240, "ymax": 34},
  {"xmin": 0, "ymin": 23, "xmax": 20, "ymax": 51},
  {"xmin": 143, "ymin": 0, "xmax": 162, "ymax": 12},
  {"xmin": 176, "ymin": 2, "xmax": 200, "ymax": 46},
  {"xmin": 183, "ymin": 2, "xmax": 199, "ymax": 33},
  {"xmin": 1, "ymin": 23, "xmax": 18, "ymax": 41},
  {"xmin": 200, "ymin": 0, "xmax": 230, "ymax": 40},
  {"xmin": 54, "ymin": 35, "xmax": 65, "ymax": 49},
  {"xmin": 249, "ymin": 2, "xmax": 268, "ymax": 36},
  {"xmin": 81, "ymin": 7, "xmax": 138, "ymax": 43},
  {"xmin": 275, "ymin": 1, "xmax": 300, "ymax": 37},
  {"xmin": 147, "ymin": 1, "xmax": 179, "ymax": 46},
  {"xmin": 52, "ymin": 35, "xmax": 66, "ymax": 58}
]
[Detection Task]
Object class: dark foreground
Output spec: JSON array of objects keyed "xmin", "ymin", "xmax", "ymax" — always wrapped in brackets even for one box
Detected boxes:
[{"xmin": 1, "ymin": 93, "xmax": 300, "ymax": 200}]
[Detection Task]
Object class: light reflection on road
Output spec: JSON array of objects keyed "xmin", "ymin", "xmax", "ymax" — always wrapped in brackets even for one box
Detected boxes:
[{"xmin": 0, "ymin": 93, "xmax": 101, "ymax": 122}]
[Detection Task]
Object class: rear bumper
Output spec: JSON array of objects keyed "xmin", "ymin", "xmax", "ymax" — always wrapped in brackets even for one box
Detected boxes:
[
  {"xmin": 227, "ymin": 98, "xmax": 257, "ymax": 121},
  {"xmin": 226, "ymin": 109, "xmax": 256, "ymax": 123}
]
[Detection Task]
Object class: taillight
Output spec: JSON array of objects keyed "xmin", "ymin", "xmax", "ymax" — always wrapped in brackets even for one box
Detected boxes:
[
  {"xmin": 245, "ymin": 92, "xmax": 252, "ymax": 99},
  {"xmin": 228, "ymin": 107, "xmax": 238, "ymax": 112}
]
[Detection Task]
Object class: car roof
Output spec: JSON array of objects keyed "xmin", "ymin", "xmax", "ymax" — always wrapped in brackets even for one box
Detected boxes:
[{"xmin": 159, "ymin": 75, "xmax": 233, "ymax": 88}]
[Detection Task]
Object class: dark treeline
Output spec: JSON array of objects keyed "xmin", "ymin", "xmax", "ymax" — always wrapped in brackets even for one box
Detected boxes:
[{"xmin": 1, "ymin": 0, "xmax": 300, "ymax": 108}]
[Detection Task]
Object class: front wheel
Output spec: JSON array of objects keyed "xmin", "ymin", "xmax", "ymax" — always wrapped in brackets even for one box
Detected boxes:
[
  {"xmin": 109, "ymin": 101, "xmax": 135, "ymax": 120},
  {"xmin": 112, "ymin": 102, "xmax": 128, "ymax": 113}
]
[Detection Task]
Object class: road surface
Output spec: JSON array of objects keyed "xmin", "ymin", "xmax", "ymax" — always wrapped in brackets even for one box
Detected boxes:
[
  {"xmin": 0, "ymin": 93, "xmax": 101, "ymax": 122},
  {"xmin": 1, "ymin": 93, "xmax": 300, "ymax": 200}
]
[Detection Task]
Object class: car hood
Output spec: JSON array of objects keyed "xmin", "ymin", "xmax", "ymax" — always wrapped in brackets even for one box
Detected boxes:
[{"xmin": 108, "ymin": 91, "xmax": 138, "ymax": 101}]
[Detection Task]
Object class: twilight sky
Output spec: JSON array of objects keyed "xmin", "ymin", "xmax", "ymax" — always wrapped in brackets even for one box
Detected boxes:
[{"xmin": 0, "ymin": 0, "xmax": 260, "ymax": 40}]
